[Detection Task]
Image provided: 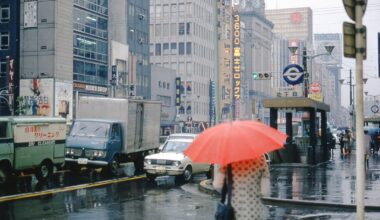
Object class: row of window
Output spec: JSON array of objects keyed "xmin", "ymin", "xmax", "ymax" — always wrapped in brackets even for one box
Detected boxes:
[
  {"xmin": 150, "ymin": 3, "xmax": 190, "ymax": 18},
  {"xmin": 73, "ymin": 8, "xmax": 108, "ymax": 39},
  {"xmin": 0, "ymin": 32, "xmax": 9, "ymax": 50},
  {"xmin": 158, "ymin": 81, "xmax": 170, "ymax": 90},
  {"xmin": 0, "ymin": 5, "xmax": 10, "ymax": 23},
  {"xmin": 73, "ymin": 60, "xmax": 107, "ymax": 85},
  {"xmin": 150, "ymin": 22, "xmax": 213, "ymax": 42},
  {"xmin": 150, "ymin": 2, "xmax": 213, "ymax": 25},
  {"xmin": 74, "ymin": 0, "xmax": 108, "ymax": 16},
  {"xmin": 153, "ymin": 62, "xmax": 213, "ymax": 80},
  {"xmin": 73, "ymin": 34, "xmax": 108, "ymax": 63},
  {"xmin": 152, "ymin": 42, "xmax": 191, "ymax": 56}
]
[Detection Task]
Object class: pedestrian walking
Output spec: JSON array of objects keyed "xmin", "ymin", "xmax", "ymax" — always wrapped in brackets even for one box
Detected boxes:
[
  {"xmin": 339, "ymin": 132, "xmax": 345, "ymax": 155},
  {"xmin": 213, "ymin": 156, "xmax": 270, "ymax": 220},
  {"xmin": 364, "ymin": 130, "xmax": 371, "ymax": 169},
  {"xmin": 343, "ymin": 129, "xmax": 353, "ymax": 155}
]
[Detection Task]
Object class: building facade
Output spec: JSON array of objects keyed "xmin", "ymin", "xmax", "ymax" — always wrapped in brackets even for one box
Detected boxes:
[
  {"xmin": 150, "ymin": 65, "xmax": 176, "ymax": 134},
  {"xmin": 19, "ymin": 0, "xmax": 73, "ymax": 120},
  {"xmin": 313, "ymin": 33, "xmax": 342, "ymax": 126},
  {"xmin": 0, "ymin": 0, "xmax": 20, "ymax": 116},
  {"xmin": 72, "ymin": 0, "xmax": 109, "ymax": 107},
  {"xmin": 149, "ymin": 0, "xmax": 217, "ymax": 126},
  {"xmin": 240, "ymin": 1, "xmax": 273, "ymax": 121}
]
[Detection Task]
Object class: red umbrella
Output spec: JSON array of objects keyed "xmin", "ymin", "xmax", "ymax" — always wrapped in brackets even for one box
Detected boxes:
[{"xmin": 183, "ymin": 120, "xmax": 287, "ymax": 165}]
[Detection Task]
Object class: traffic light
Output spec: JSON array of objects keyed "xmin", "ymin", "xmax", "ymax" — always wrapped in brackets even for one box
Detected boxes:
[
  {"xmin": 253, "ymin": 72, "xmax": 271, "ymax": 80},
  {"xmin": 252, "ymin": 72, "xmax": 259, "ymax": 80}
]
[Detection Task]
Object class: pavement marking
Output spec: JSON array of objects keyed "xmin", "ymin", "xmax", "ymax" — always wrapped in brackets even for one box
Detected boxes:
[{"xmin": 0, "ymin": 175, "xmax": 146, "ymax": 203}]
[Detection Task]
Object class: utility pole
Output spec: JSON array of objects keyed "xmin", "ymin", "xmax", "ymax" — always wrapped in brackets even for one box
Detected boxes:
[{"xmin": 343, "ymin": 0, "xmax": 367, "ymax": 218}]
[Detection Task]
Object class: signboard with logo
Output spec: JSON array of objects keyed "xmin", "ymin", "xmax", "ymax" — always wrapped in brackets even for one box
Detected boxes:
[
  {"xmin": 20, "ymin": 78, "xmax": 54, "ymax": 116},
  {"xmin": 276, "ymin": 86, "xmax": 303, "ymax": 98},
  {"xmin": 232, "ymin": 7, "xmax": 241, "ymax": 119},
  {"xmin": 283, "ymin": 64, "xmax": 304, "ymax": 85}
]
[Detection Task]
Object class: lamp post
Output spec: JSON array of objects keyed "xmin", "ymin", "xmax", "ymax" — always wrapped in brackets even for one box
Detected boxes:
[{"xmin": 288, "ymin": 45, "xmax": 335, "ymax": 97}]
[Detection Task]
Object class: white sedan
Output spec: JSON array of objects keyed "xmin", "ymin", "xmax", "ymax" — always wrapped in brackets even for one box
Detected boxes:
[{"xmin": 144, "ymin": 138, "xmax": 212, "ymax": 182}]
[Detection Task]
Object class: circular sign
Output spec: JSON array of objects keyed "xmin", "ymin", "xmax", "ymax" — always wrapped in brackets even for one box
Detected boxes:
[
  {"xmin": 371, "ymin": 105, "xmax": 379, "ymax": 114},
  {"xmin": 283, "ymin": 64, "xmax": 304, "ymax": 85}
]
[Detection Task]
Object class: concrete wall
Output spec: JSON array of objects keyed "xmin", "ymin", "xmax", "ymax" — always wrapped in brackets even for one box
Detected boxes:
[{"xmin": 20, "ymin": 0, "xmax": 72, "ymax": 81}]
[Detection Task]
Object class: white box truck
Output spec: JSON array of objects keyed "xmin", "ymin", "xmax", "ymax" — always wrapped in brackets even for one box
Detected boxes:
[{"xmin": 65, "ymin": 97, "xmax": 161, "ymax": 175}]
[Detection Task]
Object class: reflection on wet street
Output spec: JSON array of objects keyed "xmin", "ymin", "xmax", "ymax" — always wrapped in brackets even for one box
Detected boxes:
[
  {"xmin": 0, "ymin": 169, "xmax": 217, "ymax": 220},
  {"xmin": 3, "ymin": 149, "xmax": 380, "ymax": 219},
  {"xmin": 267, "ymin": 148, "xmax": 380, "ymax": 219}
]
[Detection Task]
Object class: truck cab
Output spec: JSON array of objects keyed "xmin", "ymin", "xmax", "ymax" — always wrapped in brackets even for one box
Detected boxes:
[
  {"xmin": 65, "ymin": 119, "xmax": 123, "ymax": 173},
  {"xmin": 0, "ymin": 116, "xmax": 66, "ymax": 184}
]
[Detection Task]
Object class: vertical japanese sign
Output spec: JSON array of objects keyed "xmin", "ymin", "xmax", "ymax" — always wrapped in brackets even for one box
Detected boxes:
[
  {"xmin": 6, "ymin": 56, "xmax": 14, "ymax": 111},
  {"xmin": 232, "ymin": 7, "xmax": 241, "ymax": 119},
  {"xmin": 175, "ymin": 77, "xmax": 181, "ymax": 106},
  {"xmin": 209, "ymin": 80, "xmax": 215, "ymax": 126}
]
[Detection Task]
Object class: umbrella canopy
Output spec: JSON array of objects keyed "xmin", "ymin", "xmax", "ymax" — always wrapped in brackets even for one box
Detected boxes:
[{"xmin": 183, "ymin": 120, "xmax": 287, "ymax": 165}]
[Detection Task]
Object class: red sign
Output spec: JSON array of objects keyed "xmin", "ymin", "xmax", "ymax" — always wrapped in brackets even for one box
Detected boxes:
[{"xmin": 309, "ymin": 83, "xmax": 321, "ymax": 93}]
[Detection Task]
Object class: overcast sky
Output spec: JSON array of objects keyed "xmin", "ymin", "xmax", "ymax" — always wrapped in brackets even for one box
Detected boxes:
[{"xmin": 265, "ymin": 0, "xmax": 380, "ymax": 107}]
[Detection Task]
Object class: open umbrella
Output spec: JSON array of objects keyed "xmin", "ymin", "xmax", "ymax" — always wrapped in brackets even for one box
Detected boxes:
[{"xmin": 183, "ymin": 120, "xmax": 287, "ymax": 165}]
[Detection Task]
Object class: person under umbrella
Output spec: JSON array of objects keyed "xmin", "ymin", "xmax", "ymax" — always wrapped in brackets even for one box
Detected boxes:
[{"xmin": 184, "ymin": 120, "xmax": 286, "ymax": 220}]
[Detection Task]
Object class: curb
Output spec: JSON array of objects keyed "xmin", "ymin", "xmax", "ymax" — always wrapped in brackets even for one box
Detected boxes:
[
  {"xmin": 199, "ymin": 179, "xmax": 380, "ymax": 212},
  {"xmin": 198, "ymin": 179, "xmax": 218, "ymax": 196}
]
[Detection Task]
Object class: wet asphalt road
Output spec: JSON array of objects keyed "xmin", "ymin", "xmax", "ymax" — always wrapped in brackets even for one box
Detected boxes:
[{"xmin": 2, "ymin": 148, "xmax": 380, "ymax": 219}]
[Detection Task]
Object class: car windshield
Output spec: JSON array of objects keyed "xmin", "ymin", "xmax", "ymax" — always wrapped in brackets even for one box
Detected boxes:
[
  {"xmin": 70, "ymin": 121, "xmax": 110, "ymax": 138},
  {"xmin": 162, "ymin": 141, "xmax": 190, "ymax": 153}
]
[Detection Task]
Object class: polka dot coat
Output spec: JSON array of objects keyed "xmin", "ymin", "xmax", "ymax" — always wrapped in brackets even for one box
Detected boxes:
[{"xmin": 229, "ymin": 156, "xmax": 270, "ymax": 220}]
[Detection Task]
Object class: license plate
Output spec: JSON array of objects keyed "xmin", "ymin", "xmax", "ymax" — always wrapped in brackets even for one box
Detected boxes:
[{"xmin": 78, "ymin": 158, "xmax": 88, "ymax": 164}]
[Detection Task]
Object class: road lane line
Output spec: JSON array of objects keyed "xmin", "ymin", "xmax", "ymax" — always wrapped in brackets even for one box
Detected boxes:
[{"xmin": 0, "ymin": 175, "xmax": 145, "ymax": 203}]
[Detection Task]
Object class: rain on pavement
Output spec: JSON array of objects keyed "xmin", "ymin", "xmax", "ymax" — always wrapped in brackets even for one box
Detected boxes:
[{"xmin": 2, "ymin": 148, "xmax": 380, "ymax": 219}]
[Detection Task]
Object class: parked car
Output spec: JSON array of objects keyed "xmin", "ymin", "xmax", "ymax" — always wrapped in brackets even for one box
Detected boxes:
[
  {"xmin": 158, "ymin": 133, "xmax": 198, "ymax": 151},
  {"xmin": 144, "ymin": 138, "xmax": 212, "ymax": 182}
]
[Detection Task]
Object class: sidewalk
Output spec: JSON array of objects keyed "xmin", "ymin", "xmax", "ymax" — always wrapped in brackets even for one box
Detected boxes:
[{"xmin": 199, "ymin": 148, "xmax": 380, "ymax": 212}]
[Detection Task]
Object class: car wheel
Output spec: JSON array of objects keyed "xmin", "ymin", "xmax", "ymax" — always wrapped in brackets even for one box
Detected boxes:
[
  {"xmin": 182, "ymin": 166, "xmax": 192, "ymax": 182},
  {"xmin": 146, "ymin": 173, "xmax": 157, "ymax": 181},
  {"xmin": 0, "ymin": 166, "xmax": 10, "ymax": 185},
  {"xmin": 108, "ymin": 157, "xmax": 120, "ymax": 176},
  {"xmin": 35, "ymin": 161, "xmax": 53, "ymax": 182}
]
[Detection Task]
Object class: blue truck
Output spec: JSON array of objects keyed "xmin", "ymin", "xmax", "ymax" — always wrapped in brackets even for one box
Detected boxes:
[{"xmin": 65, "ymin": 97, "xmax": 161, "ymax": 175}]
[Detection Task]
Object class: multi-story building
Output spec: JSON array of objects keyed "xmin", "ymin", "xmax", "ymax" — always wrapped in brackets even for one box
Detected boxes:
[
  {"xmin": 217, "ymin": 0, "xmax": 233, "ymax": 122},
  {"xmin": 266, "ymin": 7, "xmax": 313, "ymax": 47},
  {"xmin": 72, "ymin": 0, "xmax": 109, "ymax": 108},
  {"xmin": 240, "ymin": 0, "xmax": 273, "ymax": 121},
  {"xmin": 149, "ymin": 1, "xmax": 217, "ymax": 126},
  {"xmin": 150, "ymin": 65, "xmax": 176, "ymax": 134},
  {"xmin": 0, "ymin": 1, "xmax": 19, "ymax": 116},
  {"xmin": 19, "ymin": 0, "xmax": 73, "ymax": 120},
  {"xmin": 313, "ymin": 33, "xmax": 342, "ymax": 126}
]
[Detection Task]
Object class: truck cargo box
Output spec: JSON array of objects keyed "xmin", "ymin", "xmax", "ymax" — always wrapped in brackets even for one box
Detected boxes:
[{"xmin": 77, "ymin": 97, "xmax": 161, "ymax": 154}]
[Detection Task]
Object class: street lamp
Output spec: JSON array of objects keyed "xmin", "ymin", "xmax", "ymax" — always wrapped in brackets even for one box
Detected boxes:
[{"xmin": 288, "ymin": 45, "xmax": 335, "ymax": 97}]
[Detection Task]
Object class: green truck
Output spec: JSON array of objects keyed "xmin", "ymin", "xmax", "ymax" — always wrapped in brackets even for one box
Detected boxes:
[{"xmin": 0, "ymin": 116, "xmax": 67, "ymax": 184}]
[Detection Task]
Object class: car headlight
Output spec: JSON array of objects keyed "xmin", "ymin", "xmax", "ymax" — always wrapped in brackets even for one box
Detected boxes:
[
  {"xmin": 145, "ymin": 159, "xmax": 152, "ymax": 165},
  {"xmin": 66, "ymin": 148, "xmax": 74, "ymax": 155},
  {"xmin": 172, "ymin": 161, "xmax": 181, "ymax": 167},
  {"xmin": 93, "ymin": 151, "xmax": 107, "ymax": 158}
]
